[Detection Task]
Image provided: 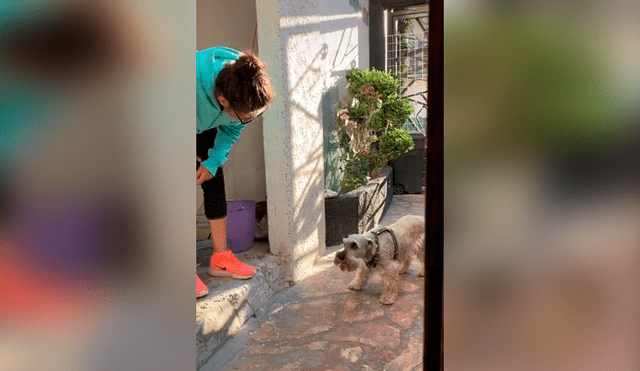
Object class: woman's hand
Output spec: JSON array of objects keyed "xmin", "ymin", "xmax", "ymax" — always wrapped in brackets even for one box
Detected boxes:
[{"xmin": 196, "ymin": 164, "xmax": 213, "ymax": 185}]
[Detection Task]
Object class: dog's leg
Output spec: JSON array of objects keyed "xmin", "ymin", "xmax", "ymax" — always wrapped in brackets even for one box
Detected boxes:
[
  {"xmin": 348, "ymin": 260, "xmax": 371, "ymax": 291},
  {"xmin": 399, "ymin": 257, "xmax": 411, "ymax": 275},
  {"xmin": 379, "ymin": 261, "xmax": 401, "ymax": 305}
]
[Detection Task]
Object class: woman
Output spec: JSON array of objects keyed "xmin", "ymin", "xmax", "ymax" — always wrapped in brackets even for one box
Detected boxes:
[{"xmin": 196, "ymin": 46, "xmax": 274, "ymax": 298}]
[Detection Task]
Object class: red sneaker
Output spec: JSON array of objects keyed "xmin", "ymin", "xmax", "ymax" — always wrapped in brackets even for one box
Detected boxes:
[
  {"xmin": 196, "ymin": 273, "xmax": 209, "ymax": 298},
  {"xmin": 208, "ymin": 250, "xmax": 255, "ymax": 279}
]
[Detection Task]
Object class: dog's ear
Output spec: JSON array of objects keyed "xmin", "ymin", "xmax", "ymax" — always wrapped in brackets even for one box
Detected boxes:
[
  {"xmin": 364, "ymin": 238, "xmax": 376, "ymax": 261},
  {"xmin": 342, "ymin": 238, "xmax": 350, "ymax": 249}
]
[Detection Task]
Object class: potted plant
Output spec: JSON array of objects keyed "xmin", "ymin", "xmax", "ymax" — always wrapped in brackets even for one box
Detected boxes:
[{"xmin": 335, "ymin": 68, "xmax": 415, "ymax": 192}]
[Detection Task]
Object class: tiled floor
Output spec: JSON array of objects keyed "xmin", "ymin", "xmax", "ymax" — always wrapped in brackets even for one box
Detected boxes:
[{"xmin": 202, "ymin": 194, "xmax": 426, "ymax": 371}]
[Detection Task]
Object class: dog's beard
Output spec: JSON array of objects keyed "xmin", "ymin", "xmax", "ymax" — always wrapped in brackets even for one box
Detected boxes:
[{"xmin": 334, "ymin": 255, "xmax": 356, "ymax": 272}]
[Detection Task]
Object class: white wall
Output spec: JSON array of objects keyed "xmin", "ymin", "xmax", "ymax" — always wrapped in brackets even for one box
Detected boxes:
[
  {"xmin": 257, "ymin": 0, "xmax": 328, "ymax": 283},
  {"xmin": 319, "ymin": 0, "xmax": 370, "ymax": 191},
  {"xmin": 196, "ymin": 0, "xmax": 266, "ymax": 212},
  {"xmin": 319, "ymin": 0, "xmax": 370, "ymax": 97},
  {"xmin": 256, "ymin": 0, "xmax": 369, "ymax": 282}
]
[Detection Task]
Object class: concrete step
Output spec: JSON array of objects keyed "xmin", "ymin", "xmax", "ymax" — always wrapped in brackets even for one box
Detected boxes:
[{"xmin": 196, "ymin": 241, "xmax": 286, "ymax": 370}]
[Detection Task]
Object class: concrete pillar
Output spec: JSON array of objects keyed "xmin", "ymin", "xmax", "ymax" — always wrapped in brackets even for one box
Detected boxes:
[{"xmin": 256, "ymin": 0, "xmax": 327, "ymax": 284}]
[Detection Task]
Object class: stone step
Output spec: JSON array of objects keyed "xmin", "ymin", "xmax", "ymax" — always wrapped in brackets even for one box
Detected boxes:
[{"xmin": 196, "ymin": 242, "xmax": 285, "ymax": 370}]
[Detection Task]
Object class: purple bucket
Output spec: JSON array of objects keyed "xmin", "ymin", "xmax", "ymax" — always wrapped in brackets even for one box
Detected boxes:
[{"xmin": 226, "ymin": 200, "xmax": 256, "ymax": 253}]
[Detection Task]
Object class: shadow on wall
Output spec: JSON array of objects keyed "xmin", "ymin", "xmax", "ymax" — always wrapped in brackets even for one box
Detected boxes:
[
  {"xmin": 288, "ymin": 45, "xmax": 329, "ymax": 266},
  {"xmin": 268, "ymin": 5, "xmax": 368, "ymax": 281},
  {"xmin": 319, "ymin": 15, "xmax": 368, "ymax": 193}
]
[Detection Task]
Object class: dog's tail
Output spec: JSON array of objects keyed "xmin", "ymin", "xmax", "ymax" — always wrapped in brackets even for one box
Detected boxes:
[{"xmin": 414, "ymin": 229, "xmax": 426, "ymax": 260}]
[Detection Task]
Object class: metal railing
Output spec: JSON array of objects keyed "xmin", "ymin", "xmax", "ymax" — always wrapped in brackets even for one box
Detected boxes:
[{"xmin": 387, "ymin": 30, "xmax": 428, "ymax": 134}]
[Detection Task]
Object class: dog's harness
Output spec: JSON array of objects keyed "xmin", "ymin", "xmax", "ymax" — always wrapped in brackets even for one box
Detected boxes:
[{"xmin": 365, "ymin": 227, "xmax": 399, "ymax": 269}]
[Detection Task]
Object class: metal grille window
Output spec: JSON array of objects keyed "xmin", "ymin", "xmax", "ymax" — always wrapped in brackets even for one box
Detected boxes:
[{"xmin": 387, "ymin": 26, "xmax": 427, "ymax": 134}]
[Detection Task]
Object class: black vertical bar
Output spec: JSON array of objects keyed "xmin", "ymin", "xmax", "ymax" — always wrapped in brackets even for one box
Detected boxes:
[
  {"xmin": 369, "ymin": 0, "xmax": 386, "ymax": 71},
  {"xmin": 424, "ymin": 0, "xmax": 443, "ymax": 370}
]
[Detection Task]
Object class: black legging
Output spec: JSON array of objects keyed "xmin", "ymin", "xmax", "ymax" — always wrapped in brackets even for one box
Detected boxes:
[{"xmin": 196, "ymin": 128, "xmax": 227, "ymax": 220}]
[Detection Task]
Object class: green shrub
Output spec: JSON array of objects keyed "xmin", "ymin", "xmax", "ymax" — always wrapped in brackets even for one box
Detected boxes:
[
  {"xmin": 336, "ymin": 68, "xmax": 415, "ymax": 192},
  {"xmin": 379, "ymin": 96, "xmax": 414, "ymax": 127},
  {"xmin": 346, "ymin": 68, "xmax": 400, "ymax": 100},
  {"xmin": 380, "ymin": 128, "xmax": 415, "ymax": 161}
]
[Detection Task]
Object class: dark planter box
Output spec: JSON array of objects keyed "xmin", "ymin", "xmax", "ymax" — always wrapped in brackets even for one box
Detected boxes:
[
  {"xmin": 391, "ymin": 132, "xmax": 425, "ymax": 194},
  {"xmin": 325, "ymin": 166, "xmax": 393, "ymax": 246}
]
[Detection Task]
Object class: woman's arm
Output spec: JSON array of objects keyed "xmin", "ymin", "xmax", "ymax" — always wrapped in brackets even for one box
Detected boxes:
[{"xmin": 200, "ymin": 123, "xmax": 244, "ymax": 176}]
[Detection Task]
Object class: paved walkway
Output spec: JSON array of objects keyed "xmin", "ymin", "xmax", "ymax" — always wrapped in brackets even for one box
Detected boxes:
[{"xmin": 203, "ymin": 195, "xmax": 425, "ymax": 371}]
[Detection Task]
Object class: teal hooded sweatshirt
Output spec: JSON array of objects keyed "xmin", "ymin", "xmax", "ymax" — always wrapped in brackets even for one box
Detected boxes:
[{"xmin": 196, "ymin": 46, "xmax": 245, "ymax": 176}]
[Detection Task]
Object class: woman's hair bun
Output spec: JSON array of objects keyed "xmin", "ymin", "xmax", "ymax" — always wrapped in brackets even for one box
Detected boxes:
[
  {"xmin": 216, "ymin": 51, "xmax": 274, "ymax": 112},
  {"xmin": 236, "ymin": 54, "xmax": 264, "ymax": 79}
]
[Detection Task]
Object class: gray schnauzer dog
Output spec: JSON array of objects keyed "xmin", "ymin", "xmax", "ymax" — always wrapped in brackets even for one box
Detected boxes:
[{"xmin": 334, "ymin": 215, "xmax": 425, "ymax": 305}]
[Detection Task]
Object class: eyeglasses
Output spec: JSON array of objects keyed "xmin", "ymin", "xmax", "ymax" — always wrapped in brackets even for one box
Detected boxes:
[{"xmin": 232, "ymin": 106, "xmax": 267, "ymax": 125}]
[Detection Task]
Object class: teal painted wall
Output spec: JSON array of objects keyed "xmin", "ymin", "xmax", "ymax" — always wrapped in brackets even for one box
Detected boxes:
[{"xmin": 322, "ymin": 87, "xmax": 342, "ymax": 192}]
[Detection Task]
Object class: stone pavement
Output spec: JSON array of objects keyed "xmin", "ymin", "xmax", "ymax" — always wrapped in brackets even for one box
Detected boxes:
[{"xmin": 201, "ymin": 194, "xmax": 425, "ymax": 371}]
